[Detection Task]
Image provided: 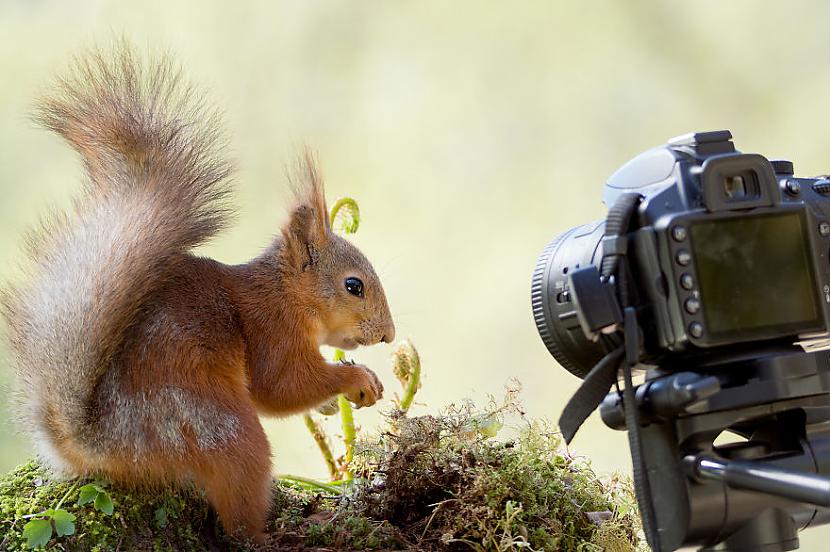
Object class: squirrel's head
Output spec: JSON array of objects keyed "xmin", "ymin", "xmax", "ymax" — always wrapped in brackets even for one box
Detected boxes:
[{"xmin": 279, "ymin": 153, "xmax": 395, "ymax": 350}]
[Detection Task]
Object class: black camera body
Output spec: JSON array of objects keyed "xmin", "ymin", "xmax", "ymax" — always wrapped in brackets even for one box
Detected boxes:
[
  {"xmin": 533, "ymin": 131, "xmax": 830, "ymax": 552},
  {"xmin": 535, "ymin": 130, "xmax": 830, "ymax": 379}
]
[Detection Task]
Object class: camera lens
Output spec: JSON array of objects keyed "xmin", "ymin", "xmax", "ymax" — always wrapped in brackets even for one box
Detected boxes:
[{"xmin": 531, "ymin": 222, "xmax": 620, "ymax": 379}]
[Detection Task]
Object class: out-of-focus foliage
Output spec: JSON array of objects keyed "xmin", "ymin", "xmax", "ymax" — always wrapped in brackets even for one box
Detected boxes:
[{"xmin": 2, "ymin": 2, "xmax": 830, "ymax": 547}]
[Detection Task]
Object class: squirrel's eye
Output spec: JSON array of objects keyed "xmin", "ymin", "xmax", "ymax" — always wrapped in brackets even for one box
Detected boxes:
[{"xmin": 344, "ymin": 277, "xmax": 364, "ymax": 297}]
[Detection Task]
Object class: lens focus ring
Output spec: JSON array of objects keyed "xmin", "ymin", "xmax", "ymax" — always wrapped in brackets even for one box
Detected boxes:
[{"xmin": 532, "ymin": 222, "xmax": 617, "ymax": 379}]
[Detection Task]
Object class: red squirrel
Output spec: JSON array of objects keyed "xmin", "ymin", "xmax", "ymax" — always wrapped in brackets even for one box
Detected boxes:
[{"xmin": 1, "ymin": 46, "xmax": 395, "ymax": 541}]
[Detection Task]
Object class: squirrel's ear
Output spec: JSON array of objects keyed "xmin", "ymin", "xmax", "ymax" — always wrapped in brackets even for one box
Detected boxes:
[{"xmin": 282, "ymin": 151, "xmax": 331, "ymax": 270}]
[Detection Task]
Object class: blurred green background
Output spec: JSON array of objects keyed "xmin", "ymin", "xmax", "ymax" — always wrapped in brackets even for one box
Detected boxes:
[{"xmin": 3, "ymin": 1, "xmax": 830, "ymax": 548}]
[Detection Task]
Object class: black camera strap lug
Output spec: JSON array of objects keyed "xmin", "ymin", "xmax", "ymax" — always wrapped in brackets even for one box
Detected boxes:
[{"xmin": 600, "ymin": 234, "xmax": 628, "ymax": 257}]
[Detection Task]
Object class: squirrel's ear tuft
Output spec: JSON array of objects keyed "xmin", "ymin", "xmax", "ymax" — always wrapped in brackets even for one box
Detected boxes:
[{"xmin": 283, "ymin": 150, "xmax": 331, "ymax": 270}]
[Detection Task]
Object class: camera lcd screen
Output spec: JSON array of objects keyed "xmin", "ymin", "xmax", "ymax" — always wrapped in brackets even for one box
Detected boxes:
[{"xmin": 689, "ymin": 211, "xmax": 820, "ymax": 339}]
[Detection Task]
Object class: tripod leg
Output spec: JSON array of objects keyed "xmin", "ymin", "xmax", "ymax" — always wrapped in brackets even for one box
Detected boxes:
[{"xmin": 699, "ymin": 508, "xmax": 798, "ymax": 552}]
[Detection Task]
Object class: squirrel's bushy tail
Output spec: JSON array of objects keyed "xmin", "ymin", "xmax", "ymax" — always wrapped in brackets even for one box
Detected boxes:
[{"xmin": 1, "ymin": 45, "xmax": 233, "ymax": 458}]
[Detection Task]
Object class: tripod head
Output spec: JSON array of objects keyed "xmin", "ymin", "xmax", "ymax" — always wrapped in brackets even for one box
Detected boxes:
[{"xmin": 600, "ymin": 350, "xmax": 830, "ymax": 551}]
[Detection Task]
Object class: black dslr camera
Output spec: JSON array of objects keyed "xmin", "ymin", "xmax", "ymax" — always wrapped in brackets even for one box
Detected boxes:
[{"xmin": 532, "ymin": 131, "xmax": 830, "ymax": 552}]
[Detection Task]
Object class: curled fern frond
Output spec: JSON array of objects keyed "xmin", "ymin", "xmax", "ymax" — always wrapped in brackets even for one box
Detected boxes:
[{"xmin": 329, "ymin": 197, "xmax": 361, "ymax": 235}]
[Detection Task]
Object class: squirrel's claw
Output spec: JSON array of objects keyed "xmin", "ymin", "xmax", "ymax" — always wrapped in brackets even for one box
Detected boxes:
[{"xmin": 344, "ymin": 365, "xmax": 383, "ymax": 408}]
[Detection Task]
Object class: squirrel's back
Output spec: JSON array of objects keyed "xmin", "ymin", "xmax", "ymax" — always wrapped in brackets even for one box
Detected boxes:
[{"xmin": 1, "ymin": 45, "xmax": 234, "ymax": 471}]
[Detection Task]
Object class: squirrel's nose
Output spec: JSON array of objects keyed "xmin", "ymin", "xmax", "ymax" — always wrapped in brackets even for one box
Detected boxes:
[{"xmin": 381, "ymin": 323, "xmax": 396, "ymax": 344}]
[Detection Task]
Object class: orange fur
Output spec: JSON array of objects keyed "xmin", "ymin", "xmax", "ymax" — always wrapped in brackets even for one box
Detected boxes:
[{"xmin": 2, "ymin": 44, "xmax": 394, "ymax": 541}]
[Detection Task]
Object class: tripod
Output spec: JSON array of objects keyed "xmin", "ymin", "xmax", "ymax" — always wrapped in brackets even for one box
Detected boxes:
[{"xmin": 600, "ymin": 349, "xmax": 830, "ymax": 551}]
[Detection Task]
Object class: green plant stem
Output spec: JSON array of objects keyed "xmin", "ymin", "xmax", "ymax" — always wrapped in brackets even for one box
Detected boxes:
[
  {"xmin": 398, "ymin": 342, "xmax": 421, "ymax": 413},
  {"xmin": 54, "ymin": 482, "xmax": 78, "ymax": 511},
  {"xmin": 277, "ymin": 475, "xmax": 343, "ymax": 495},
  {"xmin": 334, "ymin": 343, "xmax": 356, "ymax": 479},
  {"xmin": 302, "ymin": 413, "xmax": 338, "ymax": 480},
  {"xmin": 337, "ymin": 394, "xmax": 356, "ymax": 481},
  {"xmin": 328, "ymin": 200, "xmax": 360, "ymax": 481}
]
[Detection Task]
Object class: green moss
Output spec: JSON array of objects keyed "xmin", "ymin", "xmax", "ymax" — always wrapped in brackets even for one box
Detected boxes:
[
  {"xmin": 0, "ymin": 461, "xmax": 223, "ymax": 551},
  {"xmin": 303, "ymin": 517, "xmax": 387, "ymax": 549},
  {"xmin": 0, "ymin": 397, "xmax": 641, "ymax": 551},
  {"xmin": 0, "ymin": 461, "xmax": 403, "ymax": 551},
  {"xmin": 352, "ymin": 397, "xmax": 643, "ymax": 551}
]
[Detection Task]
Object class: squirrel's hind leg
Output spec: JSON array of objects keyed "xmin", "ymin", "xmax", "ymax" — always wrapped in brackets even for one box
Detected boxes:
[
  {"xmin": 189, "ymin": 408, "xmax": 272, "ymax": 544},
  {"xmin": 89, "ymin": 377, "xmax": 273, "ymax": 542}
]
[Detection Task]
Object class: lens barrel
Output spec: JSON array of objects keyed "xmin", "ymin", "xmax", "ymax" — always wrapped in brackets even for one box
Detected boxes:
[{"xmin": 531, "ymin": 221, "xmax": 619, "ymax": 378}]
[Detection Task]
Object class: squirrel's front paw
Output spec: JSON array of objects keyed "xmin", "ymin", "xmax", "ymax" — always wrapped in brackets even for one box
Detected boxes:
[{"xmin": 345, "ymin": 365, "xmax": 384, "ymax": 408}]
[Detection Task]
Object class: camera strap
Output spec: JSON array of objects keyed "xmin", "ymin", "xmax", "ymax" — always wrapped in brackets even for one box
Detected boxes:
[
  {"xmin": 559, "ymin": 192, "xmax": 642, "ymax": 444},
  {"xmin": 621, "ymin": 307, "xmax": 661, "ymax": 552},
  {"xmin": 557, "ymin": 192, "xmax": 662, "ymax": 551},
  {"xmin": 558, "ymin": 347, "xmax": 624, "ymax": 443}
]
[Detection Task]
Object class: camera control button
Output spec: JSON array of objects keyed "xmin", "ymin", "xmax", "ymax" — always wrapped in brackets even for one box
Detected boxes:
[
  {"xmin": 689, "ymin": 322, "xmax": 704, "ymax": 338},
  {"xmin": 685, "ymin": 297, "xmax": 701, "ymax": 314},
  {"xmin": 784, "ymin": 179, "xmax": 801, "ymax": 196},
  {"xmin": 676, "ymin": 250, "xmax": 691, "ymax": 266},
  {"xmin": 671, "ymin": 225, "xmax": 687, "ymax": 242},
  {"xmin": 813, "ymin": 181, "xmax": 830, "ymax": 196},
  {"xmin": 772, "ymin": 159, "xmax": 794, "ymax": 175},
  {"xmin": 820, "ymin": 222, "xmax": 830, "ymax": 237},
  {"xmin": 680, "ymin": 273, "xmax": 694, "ymax": 290}
]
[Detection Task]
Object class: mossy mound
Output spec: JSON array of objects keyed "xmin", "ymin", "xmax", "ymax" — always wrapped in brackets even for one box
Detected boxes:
[
  {"xmin": 0, "ymin": 461, "xmax": 234, "ymax": 551},
  {"xmin": 0, "ymin": 401, "xmax": 641, "ymax": 551},
  {"xmin": 352, "ymin": 403, "xmax": 642, "ymax": 551},
  {"xmin": 0, "ymin": 461, "xmax": 405, "ymax": 552}
]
